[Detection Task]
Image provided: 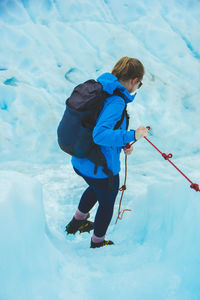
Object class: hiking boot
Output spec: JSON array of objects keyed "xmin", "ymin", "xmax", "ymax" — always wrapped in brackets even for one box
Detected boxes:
[
  {"xmin": 65, "ymin": 214, "xmax": 94, "ymax": 234},
  {"xmin": 90, "ymin": 239, "xmax": 114, "ymax": 248}
]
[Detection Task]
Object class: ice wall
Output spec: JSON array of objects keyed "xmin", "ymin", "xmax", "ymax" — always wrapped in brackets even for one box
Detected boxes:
[
  {"xmin": 0, "ymin": 171, "xmax": 60, "ymax": 300},
  {"xmin": 0, "ymin": 0, "xmax": 200, "ymax": 164},
  {"xmin": 0, "ymin": 0, "xmax": 200, "ymax": 299}
]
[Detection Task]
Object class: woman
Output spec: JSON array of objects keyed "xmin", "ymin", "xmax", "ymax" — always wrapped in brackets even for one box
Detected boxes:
[{"xmin": 65, "ymin": 56, "xmax": 148, "ymax": 248}]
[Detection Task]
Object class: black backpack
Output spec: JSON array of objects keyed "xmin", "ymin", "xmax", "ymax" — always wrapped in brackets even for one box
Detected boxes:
[{"xmin": 57, "ymin": 79, "xmax": 129, "ymax": 183}]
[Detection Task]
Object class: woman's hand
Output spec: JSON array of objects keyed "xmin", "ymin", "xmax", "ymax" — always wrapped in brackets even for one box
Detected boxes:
[
  {"xmin": 135, "ymin": 126, "xmax": 148, "ymax": 140},
  {"xmin": 123, "ymin": 144, "xmax": 133, "ymax": 155}
]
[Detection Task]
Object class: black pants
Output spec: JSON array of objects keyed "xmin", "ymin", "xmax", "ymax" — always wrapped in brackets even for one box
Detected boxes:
[{"xmin": 74, "ymin": 168, "xmax": 119, "ymax": 237}]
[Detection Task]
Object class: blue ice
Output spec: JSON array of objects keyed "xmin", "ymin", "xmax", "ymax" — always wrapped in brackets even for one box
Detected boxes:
[{"xmin": 0, "ymin": 0, "xmax": 200, "ymax": 299}]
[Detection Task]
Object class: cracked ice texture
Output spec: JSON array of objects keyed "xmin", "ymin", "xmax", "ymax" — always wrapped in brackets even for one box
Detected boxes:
[{"xmin": 0, "ymin": 0, "xmax": 200, "ymax": 164}]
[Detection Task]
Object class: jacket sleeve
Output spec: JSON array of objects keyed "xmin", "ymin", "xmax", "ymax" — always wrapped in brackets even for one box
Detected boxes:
[{"xmin": 92, "ymin": 96, "xmax": 136, "ymax": 147}]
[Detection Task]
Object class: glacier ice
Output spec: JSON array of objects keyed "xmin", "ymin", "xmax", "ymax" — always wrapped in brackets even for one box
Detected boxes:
[{"xmin": 0, "ymin": 0, "xmax": 200, "ymax": 299}]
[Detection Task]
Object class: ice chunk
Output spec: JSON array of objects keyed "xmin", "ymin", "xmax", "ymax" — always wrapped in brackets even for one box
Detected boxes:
[{"xmin": 0, "ymin": 171, "xmax": 60, "ymax": 300}]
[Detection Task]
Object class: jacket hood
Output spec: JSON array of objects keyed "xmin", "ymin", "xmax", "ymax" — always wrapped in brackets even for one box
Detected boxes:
[{"xmin": 97, "ymin": 72, "xmax": 136, "ymax": 103}]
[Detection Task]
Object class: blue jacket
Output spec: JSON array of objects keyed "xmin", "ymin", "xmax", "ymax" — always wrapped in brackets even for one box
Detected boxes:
[{"xmin": 72, "ymin": 72, "xmax": 136, "ymax": 178}]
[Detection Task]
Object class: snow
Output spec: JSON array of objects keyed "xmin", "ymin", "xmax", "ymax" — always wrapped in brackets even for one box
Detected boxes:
[{"xmin": 0, "ymin": 0, "xmax": 200, "ymax": 299}]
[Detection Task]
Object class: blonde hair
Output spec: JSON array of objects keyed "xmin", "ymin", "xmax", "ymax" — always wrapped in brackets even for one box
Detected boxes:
[{"xmin": 112, "ymin": 56, "xmax": 144, "ymax": 81}]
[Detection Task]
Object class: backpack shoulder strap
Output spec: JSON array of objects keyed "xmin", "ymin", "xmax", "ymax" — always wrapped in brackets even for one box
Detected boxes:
[
  {"xmin": 113, "ymin": 90, "xmax": 129, "ymax": 130},
  {"xmin": 114, "ymin": 106, "xmax": 127, "ymax": 130}
]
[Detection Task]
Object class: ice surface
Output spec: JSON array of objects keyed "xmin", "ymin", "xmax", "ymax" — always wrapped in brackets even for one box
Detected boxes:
[
  {"xmin": 0, "ymin": 0, "xmax": 200, "ymax": 299},
  {"xmin": 0, "ymin": 171, "xmax": 61, "ymax": 300}
]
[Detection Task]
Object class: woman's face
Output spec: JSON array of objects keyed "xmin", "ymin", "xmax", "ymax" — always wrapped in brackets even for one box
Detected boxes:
[{"xmin": 129, "ymin": 78, "xmax": 143, "ymax": 94}]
